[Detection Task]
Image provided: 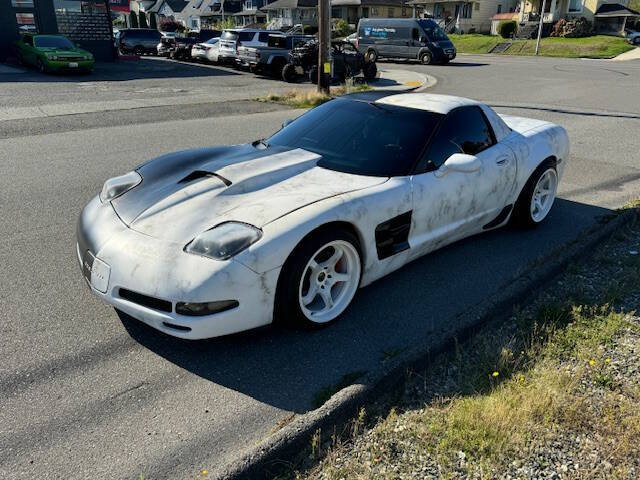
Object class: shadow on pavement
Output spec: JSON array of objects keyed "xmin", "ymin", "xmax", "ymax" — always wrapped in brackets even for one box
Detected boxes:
[
  {"xmin": 119, "ymin": 198, "xmax": 612, "ymax": 414},
  {"xmin": 0, "ymin": 56, "xmax": 240, "ymax": 83}
]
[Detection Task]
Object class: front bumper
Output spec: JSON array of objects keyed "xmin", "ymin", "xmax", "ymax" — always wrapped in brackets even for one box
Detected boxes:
[
  {"xmin": 47, "ymin": 59, "xmax": 94, "ymax": 71},
  {"xmin": 76, "ymin": 195, "xmax": 279, "ymax": 339}
]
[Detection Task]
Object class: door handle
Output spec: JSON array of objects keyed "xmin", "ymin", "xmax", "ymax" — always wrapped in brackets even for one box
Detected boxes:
[{"xmin": 496, "ymin": 157, "xmax": 509, "ymax": 165}]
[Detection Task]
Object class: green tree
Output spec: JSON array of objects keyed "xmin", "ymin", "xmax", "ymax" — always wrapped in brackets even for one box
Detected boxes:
[
  {"xmin": 138, "ymin": 11, "xmax": 148, "ymax": 29},
  {"xmin": 149, "ymin": 13, "xmax": 158, "ymax": 30},
  {"xmin": 129, "ymin": 11, "xmax": 138, "ymax": 28}
]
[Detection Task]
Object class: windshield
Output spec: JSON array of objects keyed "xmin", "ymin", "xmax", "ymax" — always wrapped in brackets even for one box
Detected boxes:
[
  {"xmin": 34, "ymin": 36, "xmax": 75, "ymax": 49},
  {"xmin": 418, "ymin": 20, "xmax": 449, "ymax": 42},
  {"xmin": 266, "ymin": 99, "xmax": 442, "ymax": 177},
  {"xmin": 221, "ymin": 31, "xmax": 238, "ymax": 40}
]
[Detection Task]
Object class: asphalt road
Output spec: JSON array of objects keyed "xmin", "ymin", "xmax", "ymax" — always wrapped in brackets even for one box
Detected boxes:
[{"xmin": 1, "ymin": 54, "xmax": 639, "ymax": 480}]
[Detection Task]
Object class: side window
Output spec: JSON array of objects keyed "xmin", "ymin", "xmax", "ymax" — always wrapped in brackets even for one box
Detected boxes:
[
  {"xmin": 420, "ymin": 107, "xmax": 495, "ymax": 172},
  {"xmin": 258, "ymin": 32, "xmax": 270, "ymax": 42},
  {"xmin": 24, "ymin": 35, "xmax": 33, "ymax": 46},
  {"xmin": 412, "ymin": 28, "xmax": 419, "ymax": 41}
]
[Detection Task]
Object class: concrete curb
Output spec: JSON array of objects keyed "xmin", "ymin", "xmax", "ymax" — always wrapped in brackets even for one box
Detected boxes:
[
  {"xmin": 370, "ymin": 69, "xmax": 436, "ymax": 93},
  {"xmin": 213, "ymin": 207, "xmax": 638, "ymax": 480}
]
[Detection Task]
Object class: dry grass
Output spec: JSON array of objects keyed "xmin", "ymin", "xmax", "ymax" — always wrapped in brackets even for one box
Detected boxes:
[
  {"xmin": 258, "ymin": 82, "xmax": 372, "ymax": 109},
  {"xmin": 296, "ymin": 306, "xmax": 640, "ymax": 479}
]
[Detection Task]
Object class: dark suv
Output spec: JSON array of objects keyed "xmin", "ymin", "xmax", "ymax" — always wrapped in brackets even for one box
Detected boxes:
[{"xmin": 118, "ymin": 29, "xmax": 163, "ymax": 56}]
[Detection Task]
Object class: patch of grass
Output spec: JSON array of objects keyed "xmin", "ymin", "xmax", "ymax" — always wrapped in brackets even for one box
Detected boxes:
[
  {"xmin": 450, "ymin": 34, "xmax": 634, "ymax": 58},
  {"xmin": 313, "ymin": 370, "xmax": 367, "ymax": 409},
  {"xmin": 258, "ymin": 82, "xmax": 372, "ymax": 109}
]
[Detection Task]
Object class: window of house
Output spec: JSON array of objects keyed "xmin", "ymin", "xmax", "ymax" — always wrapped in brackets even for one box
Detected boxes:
[
  {"xmin": 12, "ymin": 0, "xmax": 35, "ymax": 6},
  {"xmin": 475, "ymin": 2, "xmax": 480, "ymax": 10},
  {"xmin": 371, "ymin": 7, "xmax": 379, "ymax": 16},
  {"xmin": 497, "ymin": 4, "xmax": 502, "ymax": 13},
  {"xmin": 402, "ymin": 7, "xmax": 407, "ymax": 16},
  {"xmin": 388, "ymin": 7, "xmax": 394, "ymax": 17},
  {"xmin": 461, "ymin": 3, "xmax": 472, "ymax": 18},
  {"xmin": 568, "ymin": 0, "xmax": 582, "ymax": 12},
  {"xmin": 16, "ymin": 13, "xmax": 37, "ymax": 32}
]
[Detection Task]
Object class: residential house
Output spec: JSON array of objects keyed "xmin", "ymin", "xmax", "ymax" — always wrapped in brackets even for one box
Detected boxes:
[
  {"xmin": 130, "ymin": 0, "xmax": 159, "ymax": 14},
  {"xmin": 178, "ymin": 0, "xmax": 243, "ymax": 29},
  {"xmin": 407, "ymin": 0, "xmax": 518, "ymax": 33},
  {"xmin": 262, "ymin": 0, "xmax": 319, "ymax": 29},
  {"xmin": 331, "ymin": 0, "xmax": 413, "ymax": 27},
  {"xmin": 147, "ymin": 0, "xmax": 189, "ymax": 19},
  {"xmin": 233, "ymin": 0, "xmax": 268, "ymax": 26},
  {"xmin": 517, "ymin": 0, "xmax": 639, "ymax": 35}
]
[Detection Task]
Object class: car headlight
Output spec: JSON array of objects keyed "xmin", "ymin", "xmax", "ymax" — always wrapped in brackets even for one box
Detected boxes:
[
  {"xmin": 185, "ymin": 222, "xmax": 262, "ymax": 261},
  {"xmin": 99, "ymin": 171, "xmax": 142, "ymax": 203}
]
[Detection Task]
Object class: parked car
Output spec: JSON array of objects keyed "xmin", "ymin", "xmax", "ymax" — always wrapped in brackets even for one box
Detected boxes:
[
  {"xmin": 356, "ymin": 18, "xmax": 456, "ymax": 65},
  {"xmin": 118, "ymin": 28, "xmax": 162, "ymax": 55},
  {"xmin": 191, "ymin": 37, "xmax": 220, "ymax": 62},
  {"xmin": 218, "ymin": 28, "xmax": 270, "ymax": 65},
  {"xmin": 626, "ymin": 29, "xmax": 640, "ymax": 45},
  {"xmin": 344, "ymin": 32, "xmax": 357, "ymax": 44},
  {"xmin": 170, "ymin": 30, "xmax": 220, "ymax": 61},
  {"xmin": 282, "ymin": 39, "xmax": 377, "ymax": 83},
  {"xmin": 157, "ymin": 36, "xmax": 173, "ymax": 56},
  {"xmin": 14, "ymin": 33, "xmax": 94, "ymax": 74},
  {"xmin": 77, "ymin": 93, "xmax": 569, "ymax": 339},
  {"xmin": 236, "ymin": 33, "xmax": 314, "ymax": 77}
]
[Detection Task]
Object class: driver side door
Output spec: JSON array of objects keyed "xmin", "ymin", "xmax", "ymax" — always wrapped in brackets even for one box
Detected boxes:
[{"xmin": 408, "ymin": 106, "xmax": 516, "ymax": 257}]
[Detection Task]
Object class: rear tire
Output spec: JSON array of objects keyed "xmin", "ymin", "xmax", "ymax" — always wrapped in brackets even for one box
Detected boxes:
[
  {"xmin": 512, "ymin": 160, "xmax": 558, "ymax": 228},
  {"xmin": 275, "ymin": 229, "xmax": 362, "ymax": 329},
  {"xmin": 282, "ymin": 63, "xmax": 297, "ymax": 82},
  {"xmin": 308, "ymin": 65, "xmax": 319, "ymax": 84},
  {"xmin": 363, "ymin": 62, "xmax": 377, "ymax": 80},
  {"xmin": 366, "ymin": 49, "xmax": 377, "ymax": 62}
]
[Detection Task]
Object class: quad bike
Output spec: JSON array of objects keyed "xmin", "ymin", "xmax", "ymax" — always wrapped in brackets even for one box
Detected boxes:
[{"xmin": 282, "ymin": 40, "xmax": 377, "ymax": 84}]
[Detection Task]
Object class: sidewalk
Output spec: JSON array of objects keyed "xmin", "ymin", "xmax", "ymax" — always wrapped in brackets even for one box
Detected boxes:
[{"xmin": 611, "ymin": 46, "xmax": 640, "ymax": 61}]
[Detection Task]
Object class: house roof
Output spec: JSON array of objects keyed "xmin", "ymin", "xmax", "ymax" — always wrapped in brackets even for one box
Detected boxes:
[
  {"xmin": 261, "ymin": 0, "xmax": 318, "ymax": 10},
  {"xmin": 595, "ymin": 3, "xmax": 640, "ymax": 17},
  {"xmin": 233, "ymin": 9, "xmax": 267, "ymax": 16},
  {"xmin": 148, "ymin": 0, "xmax": 189, "ymax": 13}
]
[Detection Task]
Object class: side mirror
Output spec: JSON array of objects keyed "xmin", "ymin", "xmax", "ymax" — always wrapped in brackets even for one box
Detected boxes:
[
  {"xmin": 282, "ymin": 118, "xmax": 294, "ymax": 128},
  {"xmin": 435, "ymin": 153, "xmax": 481, "ymax": 177},
  {"xmin": 419, "ymin": 36, "xmax": 427, "ymax": 43}
]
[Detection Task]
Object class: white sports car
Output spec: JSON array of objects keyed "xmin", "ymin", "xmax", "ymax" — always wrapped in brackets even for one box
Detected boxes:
[{"xmin": 77, "ymin": 94, "xmax": 569, "ymax": 339}]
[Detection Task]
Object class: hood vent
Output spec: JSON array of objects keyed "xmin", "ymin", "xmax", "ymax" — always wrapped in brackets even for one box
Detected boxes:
[{"xmin": 179, "ymin": 170, "xmax": 232, "ymax": 187}]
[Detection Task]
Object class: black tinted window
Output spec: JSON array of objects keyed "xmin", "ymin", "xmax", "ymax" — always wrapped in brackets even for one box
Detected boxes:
[
  {"xmin": 238, "ymin": 32, "xmax": 254, "ymax": 41},
  {"xmin": 23, "ymin": 35, "xmax": 33, "ymax": 46},
  {"xmin": 35, "ymin": 36, "xmax": 74, "ymax": 48},
  {"xmin": 421, "ymin": 107, "xmax": 495, "ymax": 171},
  {"xmin": 267, "ymin": 99, "xmax": 442, "ymax": 177},
  {"xmin": 258, "ymin": 32, "xmax": 270, "ymax": 42}
]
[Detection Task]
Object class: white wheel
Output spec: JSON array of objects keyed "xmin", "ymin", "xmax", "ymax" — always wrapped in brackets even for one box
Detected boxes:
[
  {"xmin": 530, "ymin": 168, "xmax": 557, "ymax": 223},
  {"xmin": 298, "ymin": 240, "xmax": 361, "ymax": 324}
]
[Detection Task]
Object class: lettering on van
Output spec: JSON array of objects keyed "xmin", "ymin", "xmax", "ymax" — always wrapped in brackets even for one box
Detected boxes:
[{"xmin": 363, "ymin": 27, "xmax": 397, "ymax": 38}]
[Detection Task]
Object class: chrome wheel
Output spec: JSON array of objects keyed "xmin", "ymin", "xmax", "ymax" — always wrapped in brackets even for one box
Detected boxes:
[
  {"xmin": 298, "ymin": 240, "xmax": 360, "ymax": 323},
  {"xmin": 530, "ymin": 168, "xmax": 557, "ymax": 223}
]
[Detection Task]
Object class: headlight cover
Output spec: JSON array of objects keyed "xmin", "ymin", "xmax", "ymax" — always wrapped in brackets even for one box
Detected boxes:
[
  {"xmin": 99, "ymin": 171, "xmax": 142, "ymax": 203},
  {"xmin": 185, "ymin": 222, "xmax": 262, "ymax": 261}
]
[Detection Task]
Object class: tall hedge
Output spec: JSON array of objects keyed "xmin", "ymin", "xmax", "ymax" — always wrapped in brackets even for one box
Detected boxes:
[
  {"xmin": 498, "ymin": 20, "xmax": 517, "ymax": 39},
  {"xmin": 139, "ymin": 11, "xmax": 148, "ymax": 29},
  {"xmin": 149, "ymin": 13, "xmax": 158, "ymax": 30},
  {"xmin": 129, "ymin": 11, "xmax": 138, "ymax": 28}
]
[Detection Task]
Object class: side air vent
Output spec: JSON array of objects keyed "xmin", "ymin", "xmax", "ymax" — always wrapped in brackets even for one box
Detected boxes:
[
  {"xmin": 178, "ymin": 170, "xmax": 232, "ymax": 186},
  {"xmin": 375, "ymin": 211, "xmax": 412, "ymax": 260}
]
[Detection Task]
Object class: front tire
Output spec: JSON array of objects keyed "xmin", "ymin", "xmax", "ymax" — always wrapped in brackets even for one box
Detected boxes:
[
  {"xmin": 308, "ymin": 65, "xmax": 319, "ymax": 84},
  {"xmin": 512, "ymin": 161, "xmax": 558, "ymax": 228},
  {"xmin": 275, "ymin": 229, "xmax": 362, "ymax": 329},
  {"xmin": 282, "ymin": 63, "xmax": 297, "ymax": 82},
  {"xmin": 420, "ymin": 51, "xmax": 432, "ymax": 65},
  {"xmin": 634, "ymin": 37, "xmax": 640, "ymax": 46},
  {"xmin": 37, "ymin": 58, "xmax": 47, "ymax": 73}
]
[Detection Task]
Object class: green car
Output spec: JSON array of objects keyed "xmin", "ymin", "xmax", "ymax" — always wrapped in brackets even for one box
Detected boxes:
[{"xmin": 14, "ymin": 34, "xmax": 94, "ymax": 74}]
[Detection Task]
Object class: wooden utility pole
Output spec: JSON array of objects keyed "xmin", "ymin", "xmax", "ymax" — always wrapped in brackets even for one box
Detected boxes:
[
  {"xmin": 535, "ymin": 0, "xmax": 547, "ymax": 55},
  {"xmin": 317, "ymin": 0, "xmax": 330, "ymax": 94}
]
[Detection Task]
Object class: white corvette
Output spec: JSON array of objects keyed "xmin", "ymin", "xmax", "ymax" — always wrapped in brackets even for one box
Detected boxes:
[{"xmin": 77, "ymin": 94, "xmax": 569, "ymax": 339}]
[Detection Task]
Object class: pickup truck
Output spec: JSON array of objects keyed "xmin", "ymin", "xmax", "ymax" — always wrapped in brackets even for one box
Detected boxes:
[{"xmin": 236, "ymin": 34, "xmax": 314, "ymax": 78}]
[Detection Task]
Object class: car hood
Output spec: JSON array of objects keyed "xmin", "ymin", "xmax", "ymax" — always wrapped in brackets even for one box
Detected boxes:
[{"xmin": 111, "ymin": 144, "xmax": 387, "ymax": 244}]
